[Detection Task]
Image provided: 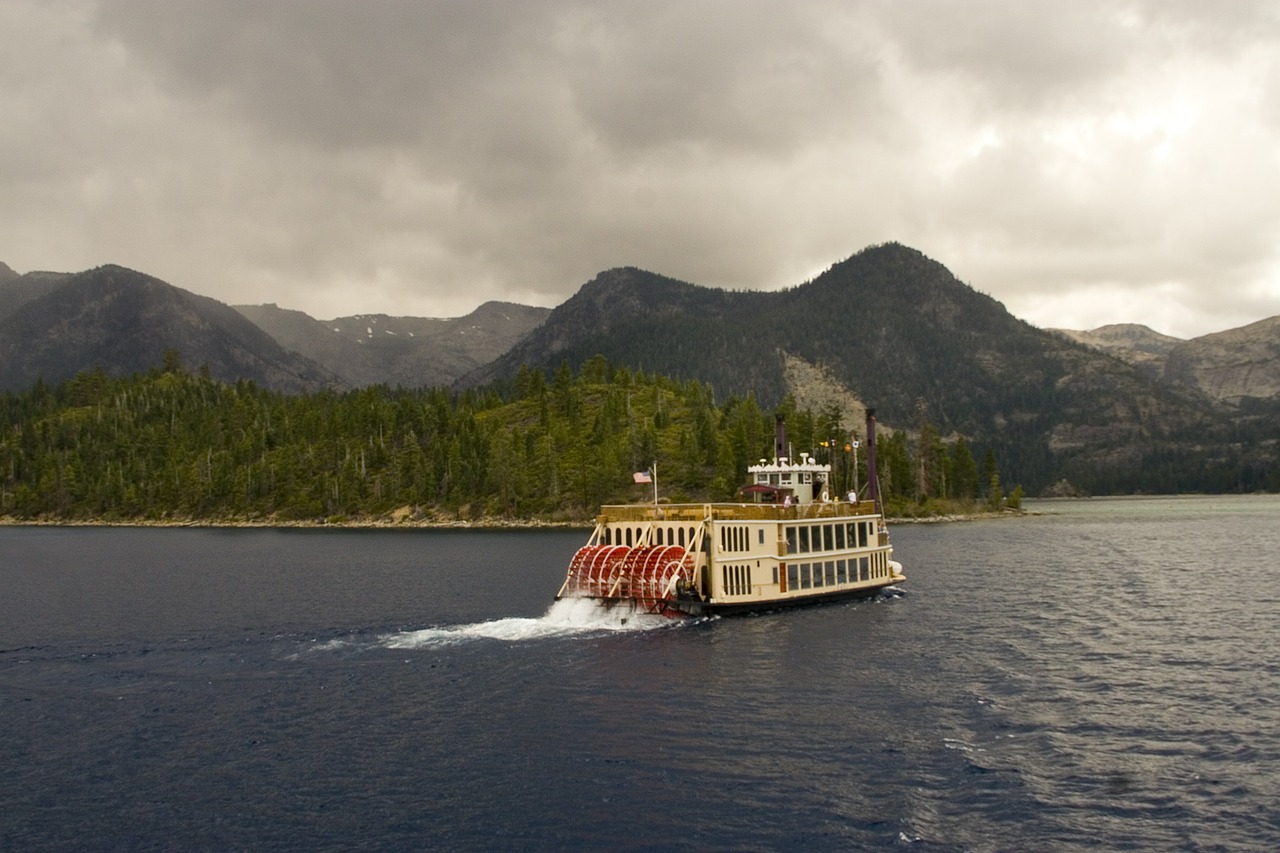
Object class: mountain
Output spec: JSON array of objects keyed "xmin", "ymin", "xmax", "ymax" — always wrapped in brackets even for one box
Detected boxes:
[
  {"xmin": 234, "ymin": 301, "xmax": 550, "ymax": 389},
  {"xmin": 0, "ymin": 266, "xmax": 75, "ymax": 322},
  {"xmin": 1054, "ymin": 318, "xmax": 1280, "ymax": 405},
  {"xmin": 463, "ymin": 266, "xmax": 768, "ymax": 394},
  {"xmin": 1162, "ymin": 316, "xmax": 1280, "ymax": 404},
  {"xmin": 465, "ymin": 243, "xmax": 1250, "ymax": 493},
  {"xmin": 0, "ymin": 265, "xmax": 342, "ymax": 393},
  {"xmin": 1050, "ymin": 324, "xmax": 1182, "ymax": 379}
]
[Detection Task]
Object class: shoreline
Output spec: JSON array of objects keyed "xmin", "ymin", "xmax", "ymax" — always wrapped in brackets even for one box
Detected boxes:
[
  {"xmin": 0, "ymin": 516, "xmax": 591, "ymax": 530},
  {"xmin": 0, "ymin": 509, "xmax": 1024, "ymax": 530}
]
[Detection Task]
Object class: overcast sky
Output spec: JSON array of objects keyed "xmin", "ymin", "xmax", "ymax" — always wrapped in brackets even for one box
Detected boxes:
[{"xmin": 4, "ymin": 1, "xmax": 1279, "ymax": 337}]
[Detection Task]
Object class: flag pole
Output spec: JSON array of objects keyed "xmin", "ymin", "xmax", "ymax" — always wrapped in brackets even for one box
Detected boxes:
[{"xmin": 652, "ymin": 461, "xmax": 658, "ymax": 507}]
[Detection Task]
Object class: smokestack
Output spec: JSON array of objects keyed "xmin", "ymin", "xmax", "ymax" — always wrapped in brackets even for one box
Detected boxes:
[
  {"xmin": 775, "ymin": 414, "xmax": 787, "ymax": 462},
  {"xmin": 866, "ymin": 409, "xmax": 879, "ymax": 506}
]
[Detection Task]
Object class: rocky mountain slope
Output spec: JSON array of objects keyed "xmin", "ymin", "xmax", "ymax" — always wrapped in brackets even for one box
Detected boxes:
[
  {"xmin": 1054, "ymin": 319, "xmax": 1280, "ymax": 404},
  {"xmin": 1051, "ymin": 324, "xmax": 1183, "ymax": 379},
  {"xmin": 1162, "ymin": 316, "xmax": 1280, "ymax": 403},
  {"xmin": 234, "ymin": 301, "xmax": 549, "ymax": 389}
]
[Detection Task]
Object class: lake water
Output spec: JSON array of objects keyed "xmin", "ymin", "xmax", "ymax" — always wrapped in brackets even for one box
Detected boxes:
[{"xmin": 2, "ymin": 496, "xmax": 1278, "ymax": 851}]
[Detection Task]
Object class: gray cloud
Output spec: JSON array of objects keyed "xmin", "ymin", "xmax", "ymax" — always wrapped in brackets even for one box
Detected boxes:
[{"xmin": 2, "ymin": 0, "xmax": 1278, "ymax": 337}]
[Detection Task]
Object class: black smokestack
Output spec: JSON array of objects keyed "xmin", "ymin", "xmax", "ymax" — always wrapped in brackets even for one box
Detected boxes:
[
  {"xmin": 866, "ymin": 409, "xmax": 879, "ymax": 506},
  {"xmin": 775, "ymin": 414, "xmax": 787, "ymax": 462}
]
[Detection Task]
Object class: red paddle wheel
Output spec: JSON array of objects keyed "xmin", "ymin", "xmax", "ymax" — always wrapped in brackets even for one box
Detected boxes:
[{"xmin": 561, "ymin": 544, "xmax": 695, "ymax": 615}]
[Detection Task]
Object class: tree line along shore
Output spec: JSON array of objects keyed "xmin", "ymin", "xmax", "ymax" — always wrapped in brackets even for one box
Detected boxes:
[{"xmin": 0, "ymin": 356, "xmax": 1021, "ymax": 526}]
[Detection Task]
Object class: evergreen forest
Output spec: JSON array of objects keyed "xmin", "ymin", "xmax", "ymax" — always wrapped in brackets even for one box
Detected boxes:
[{"xmin": 0, "ymin": 354, "xmax": 1016, "ymax": 525}]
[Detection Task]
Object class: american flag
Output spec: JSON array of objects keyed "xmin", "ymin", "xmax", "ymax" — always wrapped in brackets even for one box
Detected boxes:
[{"xmin": 633, "ymin": 470, "xmax": 652, "ymax": 484}]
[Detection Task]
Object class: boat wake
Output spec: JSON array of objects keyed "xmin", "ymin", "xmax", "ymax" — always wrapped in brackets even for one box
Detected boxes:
[{"xmin": 381, "ymin": 597, "xmax": 685, "ymax": 649}]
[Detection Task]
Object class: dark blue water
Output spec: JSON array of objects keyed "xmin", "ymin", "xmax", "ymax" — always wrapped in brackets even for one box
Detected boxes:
[{"xmin": 2, "ymin": 496, "xmax": 1278, "ymax": 852}]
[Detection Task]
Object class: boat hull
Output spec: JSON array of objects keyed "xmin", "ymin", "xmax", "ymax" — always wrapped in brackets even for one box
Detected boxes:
[{"xmin": 670, "ymin": 576, "xmax": 901, "ymax": 617}]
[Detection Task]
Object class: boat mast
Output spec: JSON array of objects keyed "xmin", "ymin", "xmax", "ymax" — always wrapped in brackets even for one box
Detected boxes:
[{"xmin": 866, "ymin": 408, "xmax": 881, "ymax": 513}]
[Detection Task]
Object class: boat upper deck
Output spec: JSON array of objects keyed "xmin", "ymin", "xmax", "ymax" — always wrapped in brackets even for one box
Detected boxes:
[{"xmin": 596, "ymin": 499, "xmax": 880, "ymax": 524}]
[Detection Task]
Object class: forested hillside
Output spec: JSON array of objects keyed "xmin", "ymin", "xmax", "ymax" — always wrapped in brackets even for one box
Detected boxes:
[{"xmin": 0, "ymin": 358, "xmax": 1015, "ymax": 524}]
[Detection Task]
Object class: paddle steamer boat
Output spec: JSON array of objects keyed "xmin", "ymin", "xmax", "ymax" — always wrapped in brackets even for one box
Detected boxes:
[{"xmin": 556, "ymin": 411, "xmax": 905, "ymax": 616}]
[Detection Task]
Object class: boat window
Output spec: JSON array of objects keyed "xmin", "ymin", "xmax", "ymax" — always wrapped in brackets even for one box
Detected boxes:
[
  {"xmin": 626, "ymin": 528, "xmax": 633, "ymax": 547},
  {"xmin": 772, "ymin": 566, "xmax": 779, "ymax": 585},
  {"xmin": 798, "ymin": 526, "xmax": 810, "ymax": 553},
  {"xmin": 787, "ymin": 563, "xmax": 799, "ymax": 591},
  {"xmin": 785, "ymin": 527, "xmax": 796, "ymax": 554},
  {"xmin": 835, "ymin": 524, "xmax": 846, "ymax": 550},
  {"xmin": 722, "ymin": 566, "xmax": 732, "ymax": 596},
  {"xmin": 758, "ymin": 528, "xmax": 765, "ymax": 545},
  {"xmin": 825, "ymin": 561, "xmax": 836, "ymax": 586},
  {"xmin": 679, "ymin": 527, "xmax": 686, "ymax": 548},
  {"xmin": 860, "ymin": 556, "xmax": 869, "ymax": 581},
  {"xmin": 823, "ymin": 525, "xmax": 834, "ymax": 551},
  {"xmin": 837, "ymin": 559, "xmax": 847, "ymax": 584},
  {"xmin": 781, "ymin": 473, "xmax": 792, "ymax": 484},
  {"xmin": 800, "ymin": 563, "xmax": 811, "ymax": 589},
  {"xmin": 769, "ymin": 474, "xmax": 780, "ymax": 486}
]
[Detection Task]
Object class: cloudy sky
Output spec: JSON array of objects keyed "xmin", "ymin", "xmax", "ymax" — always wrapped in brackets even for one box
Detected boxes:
[{"xmin": 4, "ymin": 1, "xmax": 1279, "ymax": 337}]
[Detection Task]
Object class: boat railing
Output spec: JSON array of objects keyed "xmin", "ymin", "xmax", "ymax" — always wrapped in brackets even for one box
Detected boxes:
[{"xmin": 596, "ymin": 500, "xmax": 879, "ymax": 524}]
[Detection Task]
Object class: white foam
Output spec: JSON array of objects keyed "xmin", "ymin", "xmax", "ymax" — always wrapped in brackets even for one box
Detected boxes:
[{"xmin": 382, "ymin": 597, "xmax": 680, "ymax": 649}]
